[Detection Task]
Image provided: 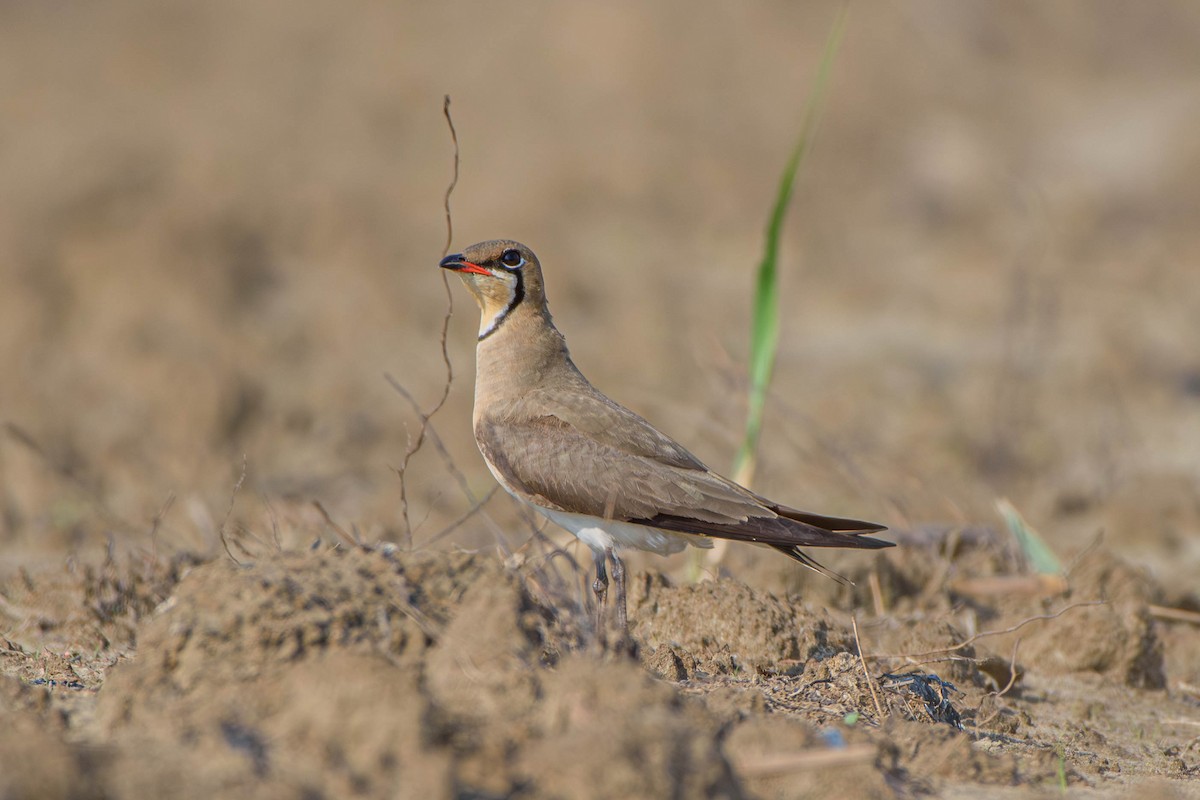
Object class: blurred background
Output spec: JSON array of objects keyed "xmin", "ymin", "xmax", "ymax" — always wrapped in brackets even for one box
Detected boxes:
[{"xmin": 2, "ymin": 0, "xmax": 1198, "ymax": 594}]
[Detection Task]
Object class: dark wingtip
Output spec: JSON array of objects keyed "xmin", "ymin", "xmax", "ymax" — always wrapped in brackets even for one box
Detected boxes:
[
  {"xmin": 852, "ymin": 534, "xmax": 896, "ymax": 549},
  {"xmin": 779, "ymin": 510, "xmax": 889, "ymax": 534}
]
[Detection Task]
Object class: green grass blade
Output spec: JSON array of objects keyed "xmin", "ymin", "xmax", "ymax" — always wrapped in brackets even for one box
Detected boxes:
[
  {"xmin": 995, "ymin": 497, "xmax": 1064, "ymax": 575},
  {"xmin": 731, "ymin": 8, "xmax": 849, "ymax": 487}
]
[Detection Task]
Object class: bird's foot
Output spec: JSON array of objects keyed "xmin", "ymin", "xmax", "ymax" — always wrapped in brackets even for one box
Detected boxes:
[
  {"xmin": 591, "ymin": 549, "xmax": 609, "ymax": 649},
  {"xmin": 604, "ymin": 546, "xmax": 637, "ymax": 658}
]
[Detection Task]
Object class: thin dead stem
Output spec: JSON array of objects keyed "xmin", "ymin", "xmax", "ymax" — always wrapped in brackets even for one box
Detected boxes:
[
  {"xmin": 1148, "ymin": 605, "xmax": 1200, "ymax": 626},
  {"xmin": 528, "ymin": 531, "xmax": 584, "ymax": 592},
  {"xmin": 868, "ymin": 600, "xmax": 1104, "ymax": 662},
  {"xmin": 386, "ymin": 375, "xmax": 473, "ymax": 499},
  {"xmin": 442, "ymin": 95, "xmax": 459, "ymax": 256},
  {"xmin": 973, "ymin": 636, "xmax": 1025, "ymax": 730},
  {"xmin": 4, "ymin": 422, "xmax": 140, "ymax": 536},
  {"xmin": 231, "ymin": 521, "xmax": 270, "ymax": 556},
  {"xmin": 1064, "ymin": 528, "xmax": 1106, "ymax": 576},
  {"xmin": 389, "ymin": 596, "xmax": 440, "ymax": 640},
  {"xmin": 218, "ymin": 456, "xmax": 248, "ymax": 565},
  {"xmin": 311, "ymin": 500, "xmax": 361, "ymax": 548},
  {"xmin": 995, "ymin": 636, "xmax": 1022, "ymax": 698},
  {"xmin": 148, "ymin": 492, "xmax": 175, "ymax": 557},
  {"xmin": 424, "ymin": 486, "xmax": 501, "ymax": 546},
  {"xmin": 394, "ymin": 96, "xmax": 461, "ymax": 548},
  {"xmin": 867, "ymin": 569, "xmax": 885, "ymax": 617},
  {"xmin": 852, "ymin": 615, "xmax": 885, "ymax": 722},
  {"xmin": 262, "ymin": 494, "xmax": 283, "ymax": 551},
  {"xmin": 734, "ymin": 745, "xmax": 876, "ymax": 777},
  {"xmin": 386, "ymin": 374, "xmax": 516, "ymax": 550}
]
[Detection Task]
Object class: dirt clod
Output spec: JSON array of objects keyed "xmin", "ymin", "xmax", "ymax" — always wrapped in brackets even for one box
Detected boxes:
[{"xmin": 630, "ymin": 573, "xmax": 852, "ymax": 673}]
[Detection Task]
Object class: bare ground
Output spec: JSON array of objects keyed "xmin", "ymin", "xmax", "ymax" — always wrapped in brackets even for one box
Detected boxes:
[
  {"xmin": 1, "ymin": 529, "xmax": 1199, "ymax": 798},
  {"xmin": 3, "ymin": 1, "xmax": 1200, "ymax": 798}
]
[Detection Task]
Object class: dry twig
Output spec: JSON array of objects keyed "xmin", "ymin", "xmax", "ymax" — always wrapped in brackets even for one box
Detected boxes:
[
  {"xmin": 1176, "ymin": 682, "xmax": 1200, "ymax": 699},
  {"xmin": 148, "ymin": 492, "xmax": 175, "ymax": 555},
  {"xmin": 867, "ymin": 600, "xmax": 1104, "ymax": 662},
  {"xmin": 217, "ymin": 456, "xmax": 248, "ymax": 565},
  {"xmin": 948, "ymin": 573, "xmax": 1068, "ymax": 598},
  {"xmin": 424, "ymin": 486, "xmax": 501, "ymax": 546},
  {"xmin": 262, "ymin": 494, "xmax": 283, "ymax": 552},
  {"xmin": 852, "ymin": 615, "xmax": 885, "ymax": 722},
  {"xmin": 973, "ymin": 636, "xmax": 1025, "ymax": 730},
  {"xmin": 995, "ymin": 636, "xmax": 1022, "ymax": 698},
  {"xmin": 4, "ymin": 422, "xmax": 140, "ymax": 535},
  {"xmin": 385, "ymin": 376, "xmax": 473, "ymax": 502},
  {"xmin": 735, "ymin": 745, "xmax": 876, "ymax": 778},
  {"xmin": 386, "ymin": 374, "xmax": 518, "ymax": 551},
  {"xmin": 1148, "ymin": 605, "xmax": 1200, "ymax": 626},
  {"xmin": 311, "ymin": 500, "xmax": 360, "ymax": 548},
  {"xmin": 394, "ymin": 95, "xmax": 461, "ymax": 547},
  {"xmin": 867, "ymin": 569, "xmax": 885, "ymax": 617}
]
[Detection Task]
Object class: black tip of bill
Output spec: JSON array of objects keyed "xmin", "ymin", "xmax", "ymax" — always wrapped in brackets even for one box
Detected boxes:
[{"xmin": 439, "ymin": 254, "xmax": 465, "ymax": 269}]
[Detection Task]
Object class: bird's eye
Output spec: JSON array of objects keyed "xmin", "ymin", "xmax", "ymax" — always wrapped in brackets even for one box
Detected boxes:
[{"xmin": 500, "ymin": 249, "xmax": 524, "ymax": 268}]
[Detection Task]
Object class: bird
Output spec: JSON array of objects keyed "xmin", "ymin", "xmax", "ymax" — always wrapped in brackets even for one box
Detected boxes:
[{"xmin": 440, "ymin": 239, "xmax": 892, "ymax": 638}]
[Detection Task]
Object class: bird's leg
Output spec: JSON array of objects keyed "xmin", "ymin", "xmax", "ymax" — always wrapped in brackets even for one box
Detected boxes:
[
  {"xmin": 606, "ymin": 546, "xmax": 628, "ymax": 639},
  {"xmin": 591, "ymin": 549, "xmax": 609, "ymax": 637}
]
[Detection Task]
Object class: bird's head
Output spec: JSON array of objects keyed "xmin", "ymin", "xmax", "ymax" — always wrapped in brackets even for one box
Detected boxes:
[{"xmin": 439, "ymin": 240, "xmax": 547, "ymax": 340}]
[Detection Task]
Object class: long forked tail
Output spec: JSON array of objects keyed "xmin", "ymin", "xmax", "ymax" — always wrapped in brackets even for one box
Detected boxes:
[
  {"xmin": 766, "ymin": 504, "xmax": 893, "ymax": 585},
  {"xmin": 768, "ymin": 543, "xmax": 864, "ymax": 585}
]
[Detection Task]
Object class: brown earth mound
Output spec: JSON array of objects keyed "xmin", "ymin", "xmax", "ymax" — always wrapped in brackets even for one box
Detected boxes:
[
  {"xmin": 88, "ymin": 548, "xmax": 741, "ymax": 799},
  {"xmin": 4, "ymin": 536, "xmax": 1195, "ymax": 799}
]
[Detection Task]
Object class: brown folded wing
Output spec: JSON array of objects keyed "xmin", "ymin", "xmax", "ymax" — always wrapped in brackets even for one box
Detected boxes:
[{"xmin": 475, "ymin": 411, "xmax": 891, "ymax": 553}]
